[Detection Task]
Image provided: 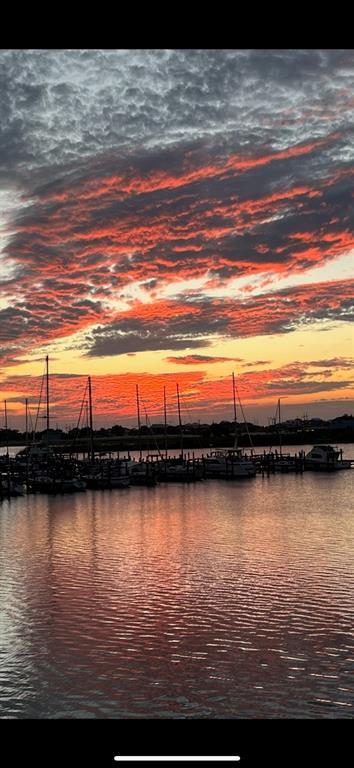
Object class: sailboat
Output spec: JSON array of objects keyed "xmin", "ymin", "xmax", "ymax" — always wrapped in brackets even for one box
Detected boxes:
[
  {"xmin": 125, "ymin": 386, "xmax": 156, "ymax": 485},
  {"xmin": 24, "ymin": 357, "xmax": 86, "ymax": 493},
  {"xmin": 203, "ymin": 372, "xmax": 256, "ymax": 479},
  {"xmin": 158, "ymin": 384, "xmax": 203, "ymax": 482},
  {"xmin": 16, "ymin": 356, "xmax": 54, "ymax": 462}
]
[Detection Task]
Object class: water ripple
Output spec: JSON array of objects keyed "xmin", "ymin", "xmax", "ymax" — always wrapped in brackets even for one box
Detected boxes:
[{"xmin": 1, "ymin": 467, "xmax": 354, "ymax": 718}]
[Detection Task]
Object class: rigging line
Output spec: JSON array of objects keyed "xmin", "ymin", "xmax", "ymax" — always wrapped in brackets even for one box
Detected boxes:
[
  {"xmin": 32, "ymin": 367, "xmax": 46, "ymax": 441},
  {"xmin": 70, "ymin": 379, "xmax": 89, "ymax": 453},
  {"xmin": 140, "ymin": 396, "xmax": 162, "ymax": 457},
  {"xmin": 236, "ymin": 385, "xmax": 254, "ymax": 450}
]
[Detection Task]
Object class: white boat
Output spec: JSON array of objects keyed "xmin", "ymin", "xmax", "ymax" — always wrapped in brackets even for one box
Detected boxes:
[
  {"xmin": 16, "ymin": 443, "xmax": 55, "ymax": 459},
  {"xmin": 203, "ymin": 449, "xmax": 256, "ymax": 478},
  {"xmin": 305, "ymin": 445, "xmax": 351, "ymax": 471},
  {"xmin": 30, "ymin": 473, "xmax": 87, "ymax": 493}
]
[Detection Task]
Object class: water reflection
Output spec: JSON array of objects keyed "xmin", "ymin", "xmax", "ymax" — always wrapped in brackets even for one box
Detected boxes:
[{"xmin": 1, "ymin": 467, "xmax": 354, "ymax": 718}]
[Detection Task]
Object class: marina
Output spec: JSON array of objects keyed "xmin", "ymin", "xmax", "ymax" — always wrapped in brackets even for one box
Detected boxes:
[
  {"xmin": 1, "ymin": 359, "xmax": 352, "ymax": 499},
  {"xmin": 0, "ymin": 443, "xmax": 353, "ymax": 500}
]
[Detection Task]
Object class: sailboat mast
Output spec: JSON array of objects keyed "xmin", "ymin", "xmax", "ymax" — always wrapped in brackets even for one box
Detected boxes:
[
  {"xmin": 88, "ymin": 376, "xmax": 94, "ymax": 463},
  {"xmin": 278, "ymin": 398, "xmax": 282, "ymax": 456},
  {"xmin": 85, "ymin": 400, "xmax": 90, "ymax": 459},
  {"xmin": 163, "ymin": 386, "xmax": 168, "ymax": 460},
  {"xmin": 25, "ymin": 398, "xmax": 28, "ymax": 448},
  {"xmin": 232, "ymin": 372, "xmax": 238, "ymax": 449},
  {"xmin": 25, "ymin": 397, "xmax": 29, "ymax": 485},
  {"xmin": 176, "ymin": 383, "xmax": 184, "ymax": 459},
  {"xmin": 4, "ymin": 399, "xmax": 8, "ymax": 457},
  {"xmin": 145, "ymin": 411, "xmax": 150, "ymax": 454},
  {"xmin": 45, "ymin": 355, "xmax": 50, "ymax": 440},
  {"xmin": 232, "ymin": 372, "xmax": 237, "ymax": 421},
  {"xmin": 136, "ymin": 384, "xmax": 142, "ymax": 460}
]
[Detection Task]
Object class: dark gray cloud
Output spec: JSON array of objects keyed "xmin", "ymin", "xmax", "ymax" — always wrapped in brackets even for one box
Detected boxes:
[
  {"xmin": 301, "ymin": 357, "xmax": 354, "ymax": 369},
  {"xmin": 264, "ymin": 380, "xmax": 352, "ymax": 394},
  {"xmin": 165, "ymin": 354, "xmax": 244, "ymax": 364},
  {"xmin": 1, "ymin": 49, "xmax": 354, "ymax": 181},
  {"xmin": 244, "ymin": 360, "xmax": 272, "ymax": 367},
  {"xmin": 81, "ymin": 279, "xmax": 354, "ymax": 357},
  {"xmin": 86, "ymin": 335, "xmax": 210, "ymax": 356},
  {"xmin": 84, "ymin": 315, "xmax": 214, "ymax": 357}
]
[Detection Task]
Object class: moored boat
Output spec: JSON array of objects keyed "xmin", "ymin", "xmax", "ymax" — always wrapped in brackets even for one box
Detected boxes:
[
  {"xmin": 203, "ymin": 449, "xmax": 256, "ymax": 479},
  {"xmin": 305, "ymin": 445, "xmax": 351, "ymax": 471},
  {"xmin": 158, "ymin": 459, "xmax": 203, "ymax": 482},
  {"xmin": 30, "ymin": 473, "xmax": 86, "ymax": 493}
]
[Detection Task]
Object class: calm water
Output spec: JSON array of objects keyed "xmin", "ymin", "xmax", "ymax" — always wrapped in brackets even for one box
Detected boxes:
[{"xmin": 1, "ymin": 445, "xmax": 354, "ymax": 719}]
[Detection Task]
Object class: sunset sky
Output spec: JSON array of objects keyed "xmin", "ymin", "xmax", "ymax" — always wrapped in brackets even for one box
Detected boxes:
[{"xmin": 0, "ymin": 49, "xmax": 353, "ymax": 429}]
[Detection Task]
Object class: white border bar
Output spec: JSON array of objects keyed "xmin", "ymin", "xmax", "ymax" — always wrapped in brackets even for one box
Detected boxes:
[{"xmin": 114, "ymin": 758, "xmax": 241, "ymax": 763}]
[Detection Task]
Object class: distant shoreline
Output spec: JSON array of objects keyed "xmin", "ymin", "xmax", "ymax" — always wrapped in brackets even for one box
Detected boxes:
[{"xmin": 1, "ymin": 428, "xmax": 354, "ymax": 453}]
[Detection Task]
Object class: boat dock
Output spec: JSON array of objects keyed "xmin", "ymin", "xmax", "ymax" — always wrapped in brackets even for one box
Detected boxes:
[{"xmin": 0, "ymin": 445, "xmax": 352, "ymax": 499}]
